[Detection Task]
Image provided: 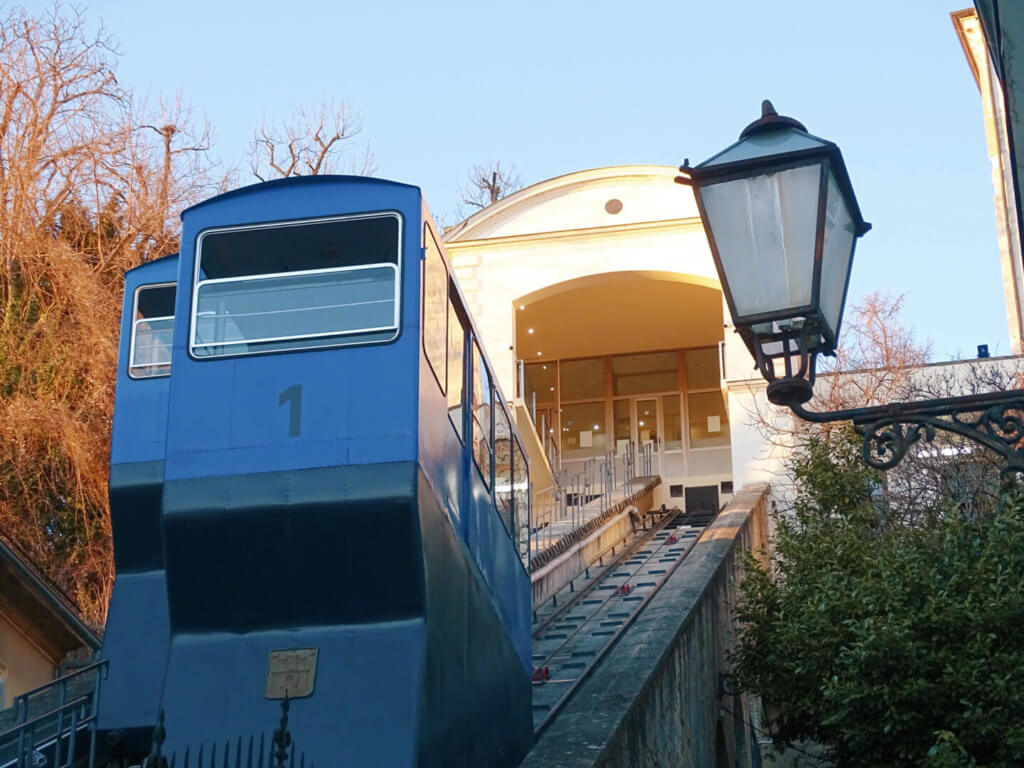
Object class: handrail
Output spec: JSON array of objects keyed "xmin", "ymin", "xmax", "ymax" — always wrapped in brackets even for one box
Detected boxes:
[
  {"xmin": 1, "ymin": 695, "xmax": 96, "ymax": 768},
  {"xmin": 527, "ymin": 439, "xmax": 666, "ymax": 564},
  {"xmin": 11, "ymin": 659, "xmax": 107, "ymax": 726},
  {"xmin": 9, "ymin": 695, "xmax": 92, "ymax": 735}
]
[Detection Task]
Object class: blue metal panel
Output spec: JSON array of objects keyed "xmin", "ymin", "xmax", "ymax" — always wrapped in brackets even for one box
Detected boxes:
[
  {"xmin": 414, "ymin": 214, "xmax": 533, "ymax": 674},
  {"xmin": 159, "ymin": 622, "xmax": 426, "ymax": 766},
  {"xmin": 98, "ymin": 178, "xmax": 533, "ymax": 764},
  {"xmin": 110, "ymin": 255, "xmax": 177, "ymax": 466},
  {"xmin": 100, "ymin": 255, "xmax": 177, "ymax": 748},
  {"xmin": 164, "ymin": 177, "xmax": 422, "ymax": 482}
]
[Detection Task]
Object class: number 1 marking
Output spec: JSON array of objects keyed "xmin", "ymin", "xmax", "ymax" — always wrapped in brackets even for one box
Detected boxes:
[{"xmin": 279, "ymin": 385, "xmax": 302, "ymax": 437}]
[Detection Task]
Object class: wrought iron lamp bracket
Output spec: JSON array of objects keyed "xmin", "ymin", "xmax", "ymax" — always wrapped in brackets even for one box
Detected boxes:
[{"xmin": 790, "ymin": 389, "xmax": 1024, "ymax": 475}]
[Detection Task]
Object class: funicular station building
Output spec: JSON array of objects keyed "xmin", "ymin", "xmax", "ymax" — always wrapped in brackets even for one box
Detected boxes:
[{"xmin": 444, "ymin": 165, "xmax": 749, "ymax": 523}]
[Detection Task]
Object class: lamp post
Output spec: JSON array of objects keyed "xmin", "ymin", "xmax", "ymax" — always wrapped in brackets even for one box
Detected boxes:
[{"xmin": 676, "ymin": 100, "xmax": 1024, "ymax": 474}]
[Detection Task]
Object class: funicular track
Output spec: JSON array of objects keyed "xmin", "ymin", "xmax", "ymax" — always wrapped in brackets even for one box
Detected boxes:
[{"xmin": 530, "ymin": 509, "xmax": 713, "ymax": 735}]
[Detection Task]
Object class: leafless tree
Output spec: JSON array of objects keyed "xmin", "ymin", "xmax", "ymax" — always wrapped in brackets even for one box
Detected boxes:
[
  {"xmin": 747, "ymin": 292, "xmax": 1021, "ymax": 525},
  {"xmin": 250, "ymin": 99, "xmax": 374, "ymax": 181},
  {"xmin": 460, "ymin": 162, "xmax": 523, "ymax": 211}
]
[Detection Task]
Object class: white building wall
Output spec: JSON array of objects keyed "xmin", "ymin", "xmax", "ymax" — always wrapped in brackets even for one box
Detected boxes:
[
  {"xmin": 449, "ymin": 222, "xmax": 718, "ymax": 397},
  {"xmin": 446, "ymin": 166, "xmax": 720, "ymax": 399}
]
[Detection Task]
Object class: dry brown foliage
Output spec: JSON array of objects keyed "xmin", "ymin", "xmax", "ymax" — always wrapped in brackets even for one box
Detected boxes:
[{"xmin": 0, "ymin": 5, "xmax": 218, "ymax": 625}]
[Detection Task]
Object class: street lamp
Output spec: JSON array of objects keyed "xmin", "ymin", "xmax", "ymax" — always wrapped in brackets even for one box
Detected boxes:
[
  {"xmin": 677, "ymin": 100, "xmax": 1024, "ymax": 473},
  {"xmin": 677, "ymin": 100, "xmax": 871, "ymax": 407}
]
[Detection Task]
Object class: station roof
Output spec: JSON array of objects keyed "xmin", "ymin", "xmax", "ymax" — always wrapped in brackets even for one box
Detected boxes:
[{"xmin": 0, "ymin": 535, "xmax": 100, "ymax": 662}]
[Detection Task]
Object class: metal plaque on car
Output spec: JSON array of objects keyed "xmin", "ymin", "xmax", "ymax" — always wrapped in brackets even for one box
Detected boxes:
[{"xmin": 265, "ymin": 648, "xmax": 318, "ymax": 699}]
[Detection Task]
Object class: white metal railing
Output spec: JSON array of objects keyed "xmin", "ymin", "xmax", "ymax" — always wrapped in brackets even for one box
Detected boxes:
[{"xmin": 527, "ymin": 439, "xmax": 657, "ymax": 560}]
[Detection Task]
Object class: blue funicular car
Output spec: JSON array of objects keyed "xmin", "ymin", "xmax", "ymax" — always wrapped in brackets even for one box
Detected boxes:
[{"xmin": 98, "ymin": 175, "xmax": 534, "ymax": 768}]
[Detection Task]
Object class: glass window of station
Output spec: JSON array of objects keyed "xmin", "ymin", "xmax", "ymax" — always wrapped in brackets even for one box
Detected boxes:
[
  {"xmin": 522, "ymin": 346, "xmax": 729, "ymax": 465},
  {"xmin": 129, "ymin": 283, "xmax": 176, "ymax": 379},
  {"xmin": 191, "ymin": 213, "xmax": 401, "ymax": 358}
]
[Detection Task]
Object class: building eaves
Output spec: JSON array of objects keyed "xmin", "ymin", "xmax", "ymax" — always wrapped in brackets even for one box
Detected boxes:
[
  {"xmin": 0, "ymin": 534, "xmax": 101, "ymax": 660},
  {"xmin": 972, "ymin": 1, "xmax": 1024, "ymax": 279}
]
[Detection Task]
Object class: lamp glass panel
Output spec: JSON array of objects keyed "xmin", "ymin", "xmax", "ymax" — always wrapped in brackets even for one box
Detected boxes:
[
  {"xmin": 699, "ymin": 128, "xmax": 829, "ymax": 169},
  {"xmin": 700, "ymin": 163, "xmax": 821, "ymax": 319},
  {"xmin": 818, "ymin": 172, "xmax": 857, "ymax": 339}
]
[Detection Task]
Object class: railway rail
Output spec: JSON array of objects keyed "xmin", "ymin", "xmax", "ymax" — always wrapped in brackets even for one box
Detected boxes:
[{"xmin": 530, "ymin": 510, "xmax": 712, "ymax": 735}]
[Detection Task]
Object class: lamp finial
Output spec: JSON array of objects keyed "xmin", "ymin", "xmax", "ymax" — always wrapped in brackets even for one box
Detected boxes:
[{"xmin": 740, "ymin": 101, "xmax": 807, "ymax": 139}]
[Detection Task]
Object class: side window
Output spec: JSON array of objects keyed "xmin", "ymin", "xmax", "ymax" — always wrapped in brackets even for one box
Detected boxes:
[
  {"xmin": 129, "ymin": 283, "xmax": 176, "ymax": 379},
  {"xmin": 472, "ymin": 341, "xmax": 493, "ymax": 489},
  {"xmin": 192, "ymin": 213, "xmax": 400, "ymax": 358},
  {"xmin": 494, "ymin": 400, "xmax": 513, "ymax": 535},
  {"xmin": 422, "ymin": 224, "xmax": 447, "ymax": 392},
  {"xmin": 513, "ymin": 437, "xmax": 530, "ymax": 562},
  {"xmin": 447, "ymin": 290, "xmax": 465, "ymax": 440}
]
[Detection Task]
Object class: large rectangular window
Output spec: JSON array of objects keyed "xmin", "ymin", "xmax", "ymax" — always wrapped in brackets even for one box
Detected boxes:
[
  {"xmin": 130, "ymin": 283, "xmax": 176, "ymax": 379},
  {"xmin": 685, "ymin": 346, "xmax": 728, "ymax": 448},
  {"xmin": 512, "ymin": 437, "xmax": 530, "ymax": 563},
  {"xmin": 448, "ymin": 291, "xmax": 465, "ymax": 440},
  {"xmin": 612, "ymin": 352, "xmax": 678, "ymax": 396},
  {"xmin": 663, "ymin": 394, "xmax": 683, "ymax": 450},
  {"xmin": 560, "ymin": 357, "xmax": 604, "ymax": 400},
  {"xmin": 494, "ymin": 401, "xmax": 513, "ymax": 535},
  {"xmin": 685, "ymin": 346, "xmax": 720, "ymax": 390},
  {"xmin": 422, "ymin": 225, "xmax": 447, "ymax": 392},
  {"xmin": 472, "ymin": 341, "xmax": 493, "ymax": 488},
  {"xmin": 191, "ymin": 213, "xmax": 400, "ymax": 358},
  {"xmin": 523, "ymin": 361, "xmax": 556, "ymax": 405},
  {"xmin": 613, "ymin": 399, "xmax": 631, "ymax": 455},
  {"xmin": 688, "ymin": 391, "xmax": 730, "ymax": 448},
  {"xmin": 560, "ymin": 401, "xmax": 607, "ymax": 458}
]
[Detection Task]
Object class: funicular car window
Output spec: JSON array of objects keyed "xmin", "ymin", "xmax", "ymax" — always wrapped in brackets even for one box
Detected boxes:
[
  {"xmin": 513, "ymin": 437, "xmax": 530, "ymax": 561},
  {"xmin": 130, "ymin": 283, "xmax": 176, "ymax": 379},
  {"xmin": 423, "ymin": 224, "xmax": 447, "ymax": 393},
  {"xmin": 494, "ymin": 399, "xmax": 513, "ymax": 536},
  {"xmin": 191, "ymin": 213, "xmax": 401, "ymax": 358},
  {"xmin": 448, "ymin": 290, "xmax": 465, "ymax": 441},
  {"xmin": 472, "ymin": 340, "xmax": 493, "ymax": 489}
]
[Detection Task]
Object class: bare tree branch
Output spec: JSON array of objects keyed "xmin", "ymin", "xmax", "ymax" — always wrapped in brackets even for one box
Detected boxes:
[
  {"xmin": 459, "ymin": 161, "xmax": 523, "ymax": 212},
  {"xmin": 250, "ymin": 98, "xmax": 371, "ymax": 181},
  {"xmin": 0, "ymin": 4, "xmax": 221, "ymax": 625},
  {"xmin": 747, "ymin": 291, "xmax": 1019, "ymax": 526}
]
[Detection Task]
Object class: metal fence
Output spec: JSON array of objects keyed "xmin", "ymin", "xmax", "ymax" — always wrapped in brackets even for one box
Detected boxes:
[
  {"xmin": 143, "ymin": 700, "xmax": 310, "ymax": 768},
  {"xmin": 0, "ymin": 665, "xmax": 312, "ymax": 768},
  {"xmin": 528, "ymin": 439, "xmax": 656, "ymax": 557},
  {"xmin": 0, "ymin": 660, "xmax": 107, "ymax": 768}
]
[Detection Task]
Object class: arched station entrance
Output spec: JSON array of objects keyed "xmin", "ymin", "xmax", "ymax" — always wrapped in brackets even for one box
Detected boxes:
[
  {"xmin": 444, "ymin": 165, "xmax": 736, "ymax": 510},
  {"xmin": 514, "ymin": 271, "xmax": 729, "ymax": 496}
]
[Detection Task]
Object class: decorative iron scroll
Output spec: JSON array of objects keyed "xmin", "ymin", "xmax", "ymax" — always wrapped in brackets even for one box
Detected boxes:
[{"xmin": 791, "ymin": 391, "xmax": 1024, "ymax": 475}]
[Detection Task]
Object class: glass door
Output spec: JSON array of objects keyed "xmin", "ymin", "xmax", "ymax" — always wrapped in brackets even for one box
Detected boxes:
[
  {"xmin": 635, "ymin": 398, "xmax": 660, "ymax": 477},
  {"xmin": 661, "ymin": 394, "xmax": 685, "ymax": 478}
]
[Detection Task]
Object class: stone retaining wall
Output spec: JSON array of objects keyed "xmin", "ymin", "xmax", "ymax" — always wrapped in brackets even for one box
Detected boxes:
[{"xmin": 522, "ymin": 482, "xmax": 770, "ymax": 768}]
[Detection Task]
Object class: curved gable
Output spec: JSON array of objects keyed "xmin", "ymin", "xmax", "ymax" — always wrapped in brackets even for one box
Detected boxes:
[{"xmin": 445, "ymin": 165, "xmax": 699, "ymax": 242}]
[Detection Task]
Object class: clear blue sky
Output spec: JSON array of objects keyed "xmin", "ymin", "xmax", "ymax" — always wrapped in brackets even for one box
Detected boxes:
[{"xmin": 30, "ymin": 0, "xmax": 1006, "ymax": 361}]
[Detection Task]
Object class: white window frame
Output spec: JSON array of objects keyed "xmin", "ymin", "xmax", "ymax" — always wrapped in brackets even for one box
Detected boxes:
[
  {"xmin": 189, "ymin": 212, "xmax": 403, "ymax": 360},
  {"xmin": 128, "ymin": 282, "xmax": 176, "ymax": 380}
]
